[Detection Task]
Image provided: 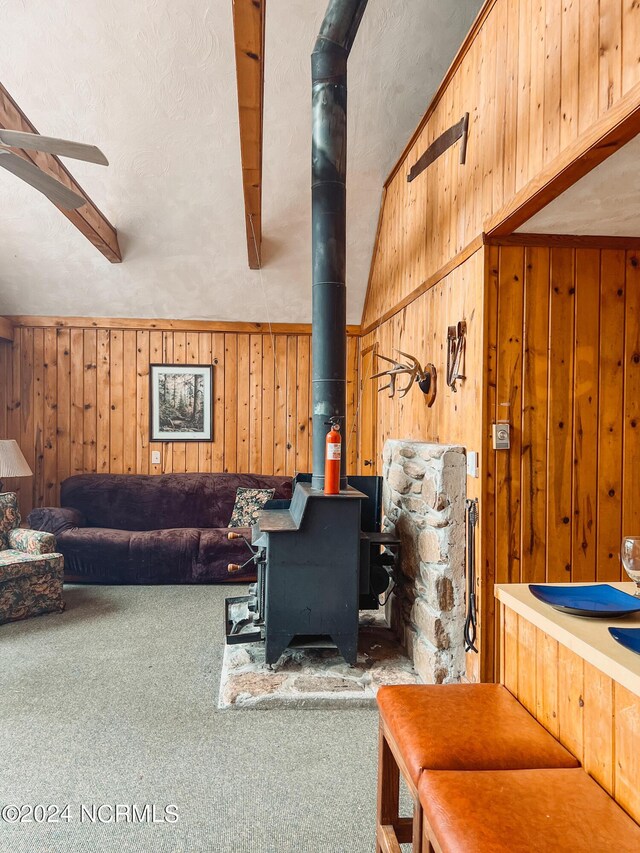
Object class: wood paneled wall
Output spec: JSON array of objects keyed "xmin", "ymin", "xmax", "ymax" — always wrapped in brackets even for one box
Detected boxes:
[
  {"xmin": 483, "ymin": 242, "xmax": 640, "ymax": 676},
  {"xmin": 360, "ymin": 250, "xmax": 485, "ymax": 459},
  {"xmin": 501, "ymin": 605, "xmax": 640, "ymax": 823},
  {"xmin": 487, "ymin": 244, "xmax": 640, "ymax": 588},
  {"xmin": 360, "ymin": 249, "xmax": 487, "ymax": 680},
  {"xmin": 358, "ymin": 241, "xmax": 640, "ymax": 680},
  {"xmin": 363, "ymin": 0, "xmax": 640, "ymax": 328},
  {"xmin": 0, "ymin": 322, "xmax": 360, "ymax": 517}
]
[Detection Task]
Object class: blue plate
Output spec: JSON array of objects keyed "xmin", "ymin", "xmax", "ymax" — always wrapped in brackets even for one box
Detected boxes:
[
  {"xmin": 529, "ymin": 584, "xmax": 640, "ymax": 618},
  {"xmin": 609, "ymin": 627, "xmax": 640, "ymax": 654}
]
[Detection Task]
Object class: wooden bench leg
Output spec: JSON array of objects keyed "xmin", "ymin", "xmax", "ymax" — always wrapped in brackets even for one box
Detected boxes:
[
  {"xmin": 412, "ymin": 794, "xmax": 423, "ymax": 853},
  {"xmin": 376, "ymin": 723, "xmax": 399, "ymax": 852},
  {"xmin": 422, "ymin": 819, "xmax": 435, "ymax": 852}
]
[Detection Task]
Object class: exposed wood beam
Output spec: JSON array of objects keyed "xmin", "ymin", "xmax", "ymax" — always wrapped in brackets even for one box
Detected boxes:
[
  {"xmin": 0, "ymin": 316, "xmax": 14, "ymax": 342},
  {"xmin": 0, "ymin": 83, "xmax": 121, "ymax": 263},
  {"xmin": 232, "ymin": 0, "xmax": 265, "ymax": 269}
]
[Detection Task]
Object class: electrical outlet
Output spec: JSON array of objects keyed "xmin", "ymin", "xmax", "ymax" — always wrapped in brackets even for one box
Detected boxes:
[{"xmin": 151, "ymin": 450, "xmax": 161, "ymax": 465}]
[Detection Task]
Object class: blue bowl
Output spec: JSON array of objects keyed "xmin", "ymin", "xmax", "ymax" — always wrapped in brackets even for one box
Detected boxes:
[
  {"xmin": 529, "ymin": 584, "xmax": 640, "ymax": 618},
  {"xmin": 609, "ymin": 627, "xmax": 640, "ymax": 655}
]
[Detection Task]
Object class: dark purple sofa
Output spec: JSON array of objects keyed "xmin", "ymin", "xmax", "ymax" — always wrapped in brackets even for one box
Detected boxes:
[{"xmin": 27, "ymin": 473, "xmax": 292, "ymax": 584}]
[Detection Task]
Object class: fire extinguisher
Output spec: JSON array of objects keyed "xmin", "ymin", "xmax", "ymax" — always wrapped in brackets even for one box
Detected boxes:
[{"xmin": 324, "ymin": 417, "xmax": 342, "ymax": 495}]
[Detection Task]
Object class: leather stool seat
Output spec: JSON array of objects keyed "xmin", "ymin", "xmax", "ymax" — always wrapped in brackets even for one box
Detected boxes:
[
  {"xmin": 418, "ymin": 767, "xmax": 640, "ymax": 852},
  {"xmin": 377, "ymin": 683, "xmax": 578, "ymax": 785}
]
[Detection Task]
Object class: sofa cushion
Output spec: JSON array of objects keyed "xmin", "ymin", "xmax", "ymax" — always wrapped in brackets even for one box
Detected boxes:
[
  {"xmin": 0, "ymin": 552, "xmax": 65, "ymax": 625},
  {"xmin": 228, "ymin": 487, "xmax": 275, "ymax": 527},
  {"xmin": 193, "ymin": 527, "xmax": 254, "ymax": 582},
  {"xmin": 60, "ymin": 526, "xmax": 202, "ymax": 584},
  {"xmin": 0, "ymin": 550, "xmax": 63, "ymax": 577},
  {"xmin": 58, "ymin": 527, "xmax": 136, "ymax": 583},
  {"xmin": 28, "ymin": 506, "xmax": 85, "ymax": 537},
  {"xmin": 7, "ymin": 528, "xmax": 56, "ymax": 555},
  {"xmin": 58, "ymin": 525, "xmax": 257, "ymax": 584},
  {"xmin": 60, "ymin": 473, "xmax": 292, "ymax": 531}
]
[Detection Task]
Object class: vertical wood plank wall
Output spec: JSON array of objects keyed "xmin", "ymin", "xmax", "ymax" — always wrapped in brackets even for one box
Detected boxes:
[
  {"xmin": 360, "ymin": 251, "xmax": 485, "ymax": 458},
  {"xmin": 501, "ymin": 605, "xmax": 640, "ymax": 823},
  {"xmin": 0, "ymin": 323, "xmax": 360, "ymax": 517},
  {"xmin": 360, "ymin": 249, "xmax": 486, "ymax": 681},
  {"xmin": 358, "ymin": 0, "xmax": 640, "ymax": 679},
  {"xmin": 362, "ymin": 0, "xmax": 640, "ymax": 329},
  {"xmin": 487, "ymin": 245, "xmax": 640, "ymax": 591}
]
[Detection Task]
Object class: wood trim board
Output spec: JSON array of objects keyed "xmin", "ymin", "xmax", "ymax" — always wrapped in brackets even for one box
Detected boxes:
[
  {"xmin": 360, "ymin": 235, "xmax": 483, "ymax": 337},
  {"xmin": 487, "ymin": 233, "xmax": 640, "ymax": 249},
  {"xmin": 0, "ymin": 316, "xmax": 14, "ymax": 342},
  {"xmin": 6, "ymin": 315, "xmax": 361, "ymax": 336}
]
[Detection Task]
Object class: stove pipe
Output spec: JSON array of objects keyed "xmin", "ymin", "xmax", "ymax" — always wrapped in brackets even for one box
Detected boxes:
[{"xmin": 311, "ymin": 0, "xmax": 369, "ymax": 491}]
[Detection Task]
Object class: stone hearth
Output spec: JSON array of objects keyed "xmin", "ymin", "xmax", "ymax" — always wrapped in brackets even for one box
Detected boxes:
[
  {"xmin": 218, "ymin": 612, "xmax": 419, "ymax": 710},
  {"xmin": 382, "ymin": 440, "xmax": 466, "ymax": 684}
]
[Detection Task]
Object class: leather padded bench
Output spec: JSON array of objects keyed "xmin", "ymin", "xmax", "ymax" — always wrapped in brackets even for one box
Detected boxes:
[
  {"xmin": 419, "ymin": 767, "xmax": 640, "ymax": 852},
  {"xmin": 376, "ymin": 684, "xmax": 579, "ymax": 853}
]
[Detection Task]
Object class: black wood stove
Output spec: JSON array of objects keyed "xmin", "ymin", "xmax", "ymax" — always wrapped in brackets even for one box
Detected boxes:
[
  {"xmin": 224, "ymin": 0, "xmax": 394, "ymax": 666},
  {"xmin": 224, "ymin": 476, "xmax": 397, "ymax": 665}
]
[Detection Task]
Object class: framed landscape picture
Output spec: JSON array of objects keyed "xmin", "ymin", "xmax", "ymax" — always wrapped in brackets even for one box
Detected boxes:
[{"xmin": 150, "ymin": 364, "xmax": 213, "ymax": 441}]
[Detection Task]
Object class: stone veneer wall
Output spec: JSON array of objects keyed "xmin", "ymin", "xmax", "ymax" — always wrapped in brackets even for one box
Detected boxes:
[{"xmin": 382, "ymin": 440, "xmax": 466, "ymax": 684}]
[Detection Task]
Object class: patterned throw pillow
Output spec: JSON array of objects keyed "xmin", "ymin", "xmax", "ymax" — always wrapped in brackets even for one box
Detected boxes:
[{"xmin": 228, "ymin": 488, "xmax": 275, "ymax": 528}]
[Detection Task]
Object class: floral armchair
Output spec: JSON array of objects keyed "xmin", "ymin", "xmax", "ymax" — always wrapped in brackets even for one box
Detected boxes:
[{"xmin": 0, "ymin": 492, "xmax": 65, "ymax": 625}]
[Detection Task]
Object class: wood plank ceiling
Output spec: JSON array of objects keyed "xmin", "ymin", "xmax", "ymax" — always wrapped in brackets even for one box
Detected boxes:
[
  {"xmin": 0, "ymin": 83, "xmax": 121, "ymax": 263},
  {"xmin": 232, "ymin": 0, "xmax": 265, "ymax": 269}
]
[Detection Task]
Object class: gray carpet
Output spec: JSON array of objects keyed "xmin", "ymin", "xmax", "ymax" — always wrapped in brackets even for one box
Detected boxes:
[{"xmin": 0, "ymin": 585, "xmax": 388, "ymax": 853}]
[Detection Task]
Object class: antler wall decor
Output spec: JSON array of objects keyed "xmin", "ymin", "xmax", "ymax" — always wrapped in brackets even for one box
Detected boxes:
[{"xmin": 371, "ymin": 350, "xmax": 437, "ymax": 406}]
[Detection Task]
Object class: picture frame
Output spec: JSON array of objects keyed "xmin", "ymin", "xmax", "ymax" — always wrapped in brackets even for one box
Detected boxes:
[{"xmin": 149, "ymin": 364, "xmax": 213, "ymax": 442}]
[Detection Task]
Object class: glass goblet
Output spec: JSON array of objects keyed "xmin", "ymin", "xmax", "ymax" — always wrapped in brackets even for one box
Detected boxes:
[{"xmin": 621, "ymin": 536, "xmax": 640, "ymax": 597}]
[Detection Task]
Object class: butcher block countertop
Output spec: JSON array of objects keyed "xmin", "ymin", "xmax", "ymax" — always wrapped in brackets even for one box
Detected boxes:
[{"xmin": 496, "ymin": 582, "xmax": 640, "ymax": 699}]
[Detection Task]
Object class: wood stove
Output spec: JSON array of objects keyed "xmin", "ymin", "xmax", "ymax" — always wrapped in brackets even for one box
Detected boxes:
[{"xmin": 224, "ymin": 475, "xmax": 398, "ymax": 665}]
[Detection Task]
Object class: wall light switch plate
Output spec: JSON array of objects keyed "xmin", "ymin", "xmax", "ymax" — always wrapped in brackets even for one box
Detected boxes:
[
  {"xmin": 492, "ymin": 422, "xmax": 511, "ymax": 450},
  {"xmin": 467, "ymin": 451, "xmax": 479, "ymax": 478},
  {"xmin": 151, "ymin": 450, "xmax": 161, "ymax": 465}
]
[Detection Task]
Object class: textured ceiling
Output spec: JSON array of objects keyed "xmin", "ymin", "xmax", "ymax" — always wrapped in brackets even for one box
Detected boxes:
[
  {"xmin": 517, "ymin": 133, "xmax": 640, "ymax": 237},
  {"xmin": 0, "ymin": 0, "xmax": 482, "ymax": 324}
]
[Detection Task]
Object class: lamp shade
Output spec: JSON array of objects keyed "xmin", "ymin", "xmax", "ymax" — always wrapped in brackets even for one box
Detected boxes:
[{"xmin": 0, "ymin": 440, "xmax": 33, "ymax": 478}]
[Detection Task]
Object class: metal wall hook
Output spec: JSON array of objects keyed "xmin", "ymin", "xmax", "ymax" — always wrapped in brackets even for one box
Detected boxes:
[{"xmin": 446, "ymin": 321, "xmax": 466, "ymax": 391}]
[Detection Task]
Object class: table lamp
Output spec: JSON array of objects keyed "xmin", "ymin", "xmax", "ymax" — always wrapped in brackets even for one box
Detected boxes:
[{"xmin": 0, "ymin": 440, "xmax": 33, "ymax": 492}]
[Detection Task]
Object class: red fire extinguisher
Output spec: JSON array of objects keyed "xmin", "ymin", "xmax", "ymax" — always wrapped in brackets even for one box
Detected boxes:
[{"xmin": 324, "ymin": 417, "xmax": 342, "ymax": 495}]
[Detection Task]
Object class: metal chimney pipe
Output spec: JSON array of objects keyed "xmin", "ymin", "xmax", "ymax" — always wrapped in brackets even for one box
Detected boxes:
[{"xmin": 311, "ymin": 0, "xmax": 369, "ymax": 491}]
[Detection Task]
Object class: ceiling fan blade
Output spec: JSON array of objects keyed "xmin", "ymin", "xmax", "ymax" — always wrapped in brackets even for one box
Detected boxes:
[
  {"xmin": 0, "ymin": 129, "xmax": 108, "ymax": 165},
  {"xmin": 0, "ymin": 151, "xmax": 86, "ymax": 209}
]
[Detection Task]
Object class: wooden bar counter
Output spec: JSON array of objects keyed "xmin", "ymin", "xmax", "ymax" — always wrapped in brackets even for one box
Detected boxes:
[{"xmin": 496, "ymin": 583, "xmax": 640, "ymax": 823}]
